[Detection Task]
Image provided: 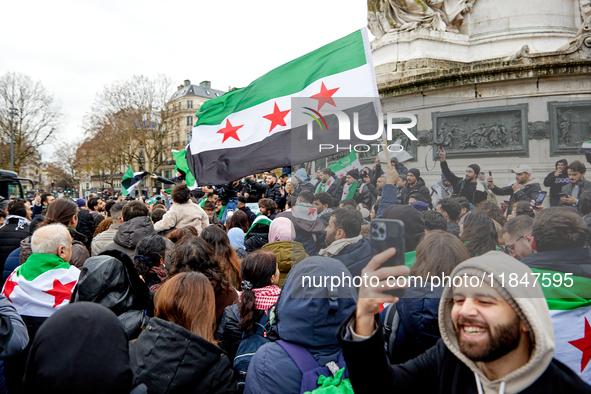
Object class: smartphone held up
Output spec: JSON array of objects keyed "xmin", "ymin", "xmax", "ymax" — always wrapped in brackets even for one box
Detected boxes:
[{"xmin": 370, "ymin": 219, "xmax": 406, "ymax": 297}]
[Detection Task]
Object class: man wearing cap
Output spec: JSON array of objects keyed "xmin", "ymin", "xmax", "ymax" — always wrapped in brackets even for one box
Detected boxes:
[
  {"xmin": 487, "ymin": 164, "xmax": 541, "ymax": 214},
  {"xmin": 400, "ymin": 168, "xmax": 431, "ymax": 206},
  {"xmin": 438, "ymin": 148, "xmax": 488, "ymax": 205}
]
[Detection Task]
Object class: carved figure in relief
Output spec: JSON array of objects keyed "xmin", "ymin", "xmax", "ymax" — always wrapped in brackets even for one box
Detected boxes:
[{"xmin": 368, "ymin": 0, "xmax": 477, "ymax": 38}]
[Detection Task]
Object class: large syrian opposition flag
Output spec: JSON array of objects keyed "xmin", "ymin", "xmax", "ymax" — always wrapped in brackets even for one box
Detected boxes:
[
  {"xmin": 532, "ymin": 268, "xmax": 591, "ymax": 383},
  {"xmin": 329, "ymin": 151, "xmax": 362, "ymax": 179},
  {"xmin": 187, "ymin": 28, "xmax": 381, "ymax": 185},
  {"xmin": 121, "ymin": 166, "xmax": 149, "ymax": 197},
  {"xmin": 2, "ymin": 254, "xmax": 80, "ymax": 317}
]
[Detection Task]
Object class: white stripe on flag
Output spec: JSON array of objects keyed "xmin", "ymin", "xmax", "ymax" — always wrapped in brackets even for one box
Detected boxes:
[{"xmin": 550, "ymin": 306, "xmax": 591, "ymax": 383}]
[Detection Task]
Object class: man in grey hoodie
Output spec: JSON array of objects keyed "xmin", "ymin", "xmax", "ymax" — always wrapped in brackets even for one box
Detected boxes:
[{"xmin": 339, "ymin": 250, "xmax": 590, "ymax": 393}]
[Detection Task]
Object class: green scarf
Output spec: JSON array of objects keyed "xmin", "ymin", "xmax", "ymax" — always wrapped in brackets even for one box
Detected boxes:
[
  {"xmin": 19, "ymin": 254, "xmax": 70, "ymax": 281},
  {"xmin": 217, "ymin": 204, "xmax": 226, "ymax": 220},
  {"xmin": 344, "ymin": 181, "xmax": 359, "ymax": 200}
]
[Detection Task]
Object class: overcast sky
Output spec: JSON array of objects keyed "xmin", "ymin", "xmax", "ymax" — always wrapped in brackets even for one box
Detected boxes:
[{"xmin": 0, "ymin": 0, "xmax": 369, "ymax": 160}]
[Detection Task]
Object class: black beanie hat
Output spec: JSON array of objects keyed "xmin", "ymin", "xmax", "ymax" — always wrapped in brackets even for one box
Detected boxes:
[
  {"xmin": 468, "ymin": 164, "xmax": 480, "ymax": 175},
  {"xmin": 407, "ymin": 168, "xmax": 421, "ymax": 179},
  {"xmin": 347, "ymin": 169, "xmax": 360, "ymax": 180}
]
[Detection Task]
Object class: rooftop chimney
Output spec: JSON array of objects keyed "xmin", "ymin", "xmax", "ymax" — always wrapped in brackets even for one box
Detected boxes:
[
  {"xmin": 199, "ymin": 80, "xmax": 211, "ymax": 88},
  {"xmin": 184, "ymin": 79, "xmax": 191, "ymax": 87}
]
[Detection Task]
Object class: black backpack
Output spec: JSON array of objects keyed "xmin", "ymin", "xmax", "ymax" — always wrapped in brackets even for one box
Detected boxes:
[{"xmin": 232, "ymin": 309, "xmax": 271, "ymax": 389}]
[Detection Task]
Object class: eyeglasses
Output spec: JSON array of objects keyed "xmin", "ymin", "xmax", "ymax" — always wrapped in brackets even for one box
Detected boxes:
[{"xmin": 502, "ymin": 235, "xmax": 525, "ymax": 254}]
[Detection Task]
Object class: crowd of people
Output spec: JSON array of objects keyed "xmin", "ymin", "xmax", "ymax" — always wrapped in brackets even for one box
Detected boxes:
[{"xmin": 0, "ymin": 149, "xmax": 589, "ymax": 393}]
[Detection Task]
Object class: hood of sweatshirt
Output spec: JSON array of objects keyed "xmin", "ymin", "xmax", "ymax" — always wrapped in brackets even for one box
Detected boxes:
[{"xmin": 438, "ymin": 251, "xmax": 554, "ymax": 394}]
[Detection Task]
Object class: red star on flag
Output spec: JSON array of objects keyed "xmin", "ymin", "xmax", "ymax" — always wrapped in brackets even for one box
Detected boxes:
[
  {"xmin": 310, "ymin": 82, "xmax": 339, "ymax": 111},
  {"xmin": 263, "ymin": 102, "xmax": 290, "ymax": 133},
  {"xmin": 307, "ymin": 207, "xmax": 316, "ymax": 216},
  {"xmin": 44, "ymin": 279, "xmax": 77, "ymax": 308},
  {"xmin": 217, "ymin": 119, "xmax": 244, "ymax": 143},
  {"xmin": 3, "ymin": 274, "xmax": 17, "ymax": 302},
  {"xmin": 569, "ymin": 317, "xmax": 591, "ymax": 372}
]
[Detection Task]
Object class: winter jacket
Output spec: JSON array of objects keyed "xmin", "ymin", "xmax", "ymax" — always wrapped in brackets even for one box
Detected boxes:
[
  {"xmin": 103, "ymin": 216, "xmax": 156, "ymax": 258},
  {"xmin": 153, "ymin": 201, "xmax": 209, "ymax": 235},
  {"xmin": 0, "ymin": 295, "xmax": 28, "ymax": 359},
  {"xmin": 544, "ymin": 163, "xmax": 570, "ymax": 204},
  {"xmin": 400, "ymin": 178, "xmax": 432, "ymax": 205},
  {"xmin": 561, "ymin": 179, "xmax": 591, "ymax": 211},
  {"xmin": 381, "ymin": 285, "xmax": 444, "ymax": 364},
  {"xmin": 2, "ymin": 248, "xmax": 20, "ymax": 286},
  {"xmin": 262, "ymin": 240, "xmax": 308, "ymax": 286},
  {"xmin": 490, "ymin": 177, "xmax": 541, "ymax": 213},
  {"xmin": 440, "ymin": 161, "xmax": 487, "ymax": 205},
  {"xmin": 431, "ymin": 181, "xmax": 453, "ymax": 208},
  {"xmin": 130, "ymin": 317, "xmax": 237, "ymax": 394},
  {"xmin": 244, "ymin": 257, "xmax": 357, "ymax": 394},
  {"xmin": 447, "ymin": 221, "xmax": 460, "ymax": 237},
  {"xmin": 242, "ymin": 178, "xmax": 267, "ymax": 203},
  {"xmin": 584, "ymin": 214, "xmax": 591, "ymax": 246},
  {"xmin": 339, "ymin": 252, "xmax": 591, "ymax": 393},
  {"xmin": 352, "ymin": 182, "xmax": 374, "ymax": 207},
  {"xmin": 520, "ymin": 246, "xmax": 591, "ymax": 281},
  {"xmin": 293, "ymin": 180, "xmax": 316, "ymax": 198},
  {"xmin": 91, "ymin": 222, "xmax": 120, "ymax": 256},
  {"xmin": 64, "ymin": 228, "xmax": 90, "ymax": 269},
  {"xmin": 217, "ymin": 304, "xmax": 266, "ymax": 363},
  {"xmin": 264, "ymin": 182, "xmax": 283, "ymax": 205},
  {"xmin": 70, "ymin": 250, "xmax": 150, "ymax": 340},
  {"xmin": 23, "ymin": 302, "xmax": 142, "ymax": 394},
  {"xmin": 0, "ymin": 216, "xmax": 30, "ymax": 274},
  {"xmin": 276, "ymin": 206, "xmax": 326, "ymax": 255},
  {"xmin": 315, "ymin": 177, "xmax": 342, "ymax": 207},
  {"xmin": 244, "ymin": 233, "xmax": 268, "ymax": 252},
  {"xmin": 238, "ymin": 206, "xmax": 257, "ymax": 226},
  {"xmin": 91, "ymin": 211, "xmax": 105, "ymax": 229},
  {"xmin": 326, "ymin": 237, "xmax": 372, "ymax": 278}
]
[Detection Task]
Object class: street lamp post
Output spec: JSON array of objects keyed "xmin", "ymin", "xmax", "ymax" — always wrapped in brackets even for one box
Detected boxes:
[{"xmin": 9, "ymin": 106, "xmax": 18, "ymax": 172}]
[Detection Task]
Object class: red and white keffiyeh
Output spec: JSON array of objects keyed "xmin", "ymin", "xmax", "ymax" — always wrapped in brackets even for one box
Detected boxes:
[{"xmin": 239, "ymin": 285, "xmax": 281, "ymax": 311}]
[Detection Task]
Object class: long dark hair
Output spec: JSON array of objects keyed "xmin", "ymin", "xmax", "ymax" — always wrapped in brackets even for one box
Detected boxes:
[
  {"xmin": 134, "ymin": 234, "xmax": 167, "ymax": 279},
  {"xmin": 226, "ymin": 210, "xmax": 250, "ymax": 233},
  {"xmin": 239, "ymin": 249, "xmax": 277, "ymax": 333},
  {"xmin": 39, "ymin": 198, "xmax": 77, "ymax": 228},
  {"xmin": 200, "ymin": 226, "xmax": 242, "ymax": 286},
  {"xmin": 168, "ymin": 237, "xmax": 231, "ymax": 292},
  {"xmin": 460, "ymin": 211, "xmax": 498, "ymax": 257}
]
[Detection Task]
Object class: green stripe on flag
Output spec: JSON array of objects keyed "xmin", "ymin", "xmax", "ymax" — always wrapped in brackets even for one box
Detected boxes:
[
  {"xmin": 195, "ymin": 30, "xmax": 366, "ymax": 126},
  {"xmin": 121, "ymin": 166, "xmax": 134, "ymax": 197},
  {"xmin": 246, "ymin": 215, "xmax": 272, "ymax": 237},
  {"xmin": 172, "ymin": 150, "xmax": 197, "ymax": 187},
  {"xmin": 530, "ymin": 268, "xmax": 591, "ymax": 311},
  {"xmin": 18, "ymin": 254, "xmax": 71, "ymax": 281}
]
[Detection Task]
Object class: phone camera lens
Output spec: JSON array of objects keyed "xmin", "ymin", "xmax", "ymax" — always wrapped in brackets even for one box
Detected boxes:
[
  {"xmin": 379, "ymin": 228, "xmax": 385, "ymax": 234},
  {"xmin": 372, "ymin": 223, "xmax": 378, "ymax": 229}
]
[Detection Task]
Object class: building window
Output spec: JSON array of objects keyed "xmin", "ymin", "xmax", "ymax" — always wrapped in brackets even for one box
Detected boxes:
[
  {"xmin": 186, "ymin": 116, "xmax": 193, "ymax": 126},
  {"xmin": 187, "ymin": 100, "xmax": 193, "ymax": 109},
  {"xmin": 86, "ymin": 183, "xmax": 89, "ymax": 189},
  {"xmin": 187, "ymin": 132, "xmax": 191, "ymax": 144}
]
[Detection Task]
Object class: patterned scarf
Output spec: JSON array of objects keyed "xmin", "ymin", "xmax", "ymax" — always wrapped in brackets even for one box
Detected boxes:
[
  {"xmin": 316, "ymin": 176, "xmax": 335, "ymax": 193},
  {"xmin": 239, "ymin": 285, "xmax": 281, "ymax": 310}
]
